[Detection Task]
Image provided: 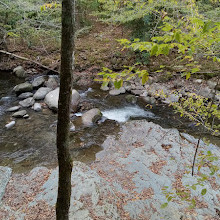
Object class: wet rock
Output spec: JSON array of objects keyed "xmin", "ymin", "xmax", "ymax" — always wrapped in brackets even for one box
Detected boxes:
[
  {"xmin": 18, "ymin": 92, "xmax": 33, "ymax": 99},
  {"xmin": 44, "ymin": 76, "xmax": 58, "ymax": 89},
  {"xmin": 32, "ymin": 76, "xmax": 46, "ymax": 88},
  {"xmin": 109, "ymin": 87, "xmax": 126, "ymax": 96},
  {"xmin": 5, "ymin": 121, "xmax": 15, "ymax": 129},
  {"xmin": 70, "ymin": 122, "xmax": 75, "ymax": 132},
  {"xmin": 6, "ymin": 106, "xmax": 20, "ymax": 112},
  {"xmin": 78, "ymin": 101, "xmax": 95, "ymax": 112},
  {"xmin": 23, "ymin": 114, "xmax": 29, "ymax": 119},
  {"xmin": 19, "ymin": 97, "xmax": 35, "ymax": 108},
  {"xmin": 0, "ymin": 166, "xmax": 12, "ymax": 202},
  {"xmin": 125, "ymin": 94, "xmax": 137, "ymax": 104},
  {"xmin": 142, "ymin": 96, "xmax": 156, "ymax": 105},
  {"xmin": 82, "ymin": 108, "xmax": 102, "ymax": 126},
  {"xmin": 33, "ymin": 87, "xmax": 52, "ymax": 100},
  {"xmin": 45, "ymin": 88, "xmax": 80, "ymax": 112},
  {"xmin": 33, "ymin": 103, "xmax": 42, "ymax": 112},
  {"xmin": 100, "ymin": 84, "xmax": 109, "ymax": 91},
  {"xmin": 13, "ymin": 82, "xmax": 33, "ymax": 94},
  {"xmin": 12, "ymin": 110, "xmax": 27, "ymax": 118},
  {"xmin": 13, "ymin": 66, "xmax": 27, "ymax": 78}
]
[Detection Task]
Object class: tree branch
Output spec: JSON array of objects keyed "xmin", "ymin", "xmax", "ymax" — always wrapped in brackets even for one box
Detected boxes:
[{"xmin": 0, "ymin": 50, "xmax": 59, "ymax": 74}]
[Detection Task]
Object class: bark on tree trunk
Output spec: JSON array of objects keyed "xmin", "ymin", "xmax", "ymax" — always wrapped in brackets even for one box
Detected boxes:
[{"xmin": 56, "ymin": 0, "xmax": 75, "ymax": 219}]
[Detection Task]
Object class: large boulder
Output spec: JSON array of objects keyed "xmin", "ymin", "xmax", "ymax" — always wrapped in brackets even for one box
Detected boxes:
[
  {"xmin": 81, "ymin": 108, "xmax": 102, "ymax": 126},
  {"xmin": 13, "ymin": 82, "xmax": 33, "ymax": 94},
  {"xmin": 32, "ymin": 76, "xmax": 46, "ymax": 88},
  {"xmin": 13, "ymin": 66, "xmax": 27, "ymax": 78},
  {"xmin": 0, "ymin": 166, "xmax": 12, "ymax": 202},
  {"xmin": 33, "ymin": 87, "xmax": 52, "ymax": 100},
  {"xmin": 44, "ymin": 88, "xmax": 80, "ymax": 112},
  {"xmin": 19, "ymin": 97, "xmax": 35, "ymax": 108}
]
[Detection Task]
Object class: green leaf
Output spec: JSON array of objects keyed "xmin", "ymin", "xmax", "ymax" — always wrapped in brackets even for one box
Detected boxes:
[
  {"xmin": 142, "ymin": 73, "xmax": 149, "ymax": 85},
  {"xmin": 161, "ymin": 203, "xmax": 168, "ymax": 208},
  {"xmin": 114, "ymin": 79, "xmax": 123, "ymax": 89},
  {"xmin": 151, "ymin": 44, "xmax": 158, "ymax": 56},
  {"xmin": 191, "ymin": 185, "xmax": 196, "ymax": 190},
  {"xmin": 191, "ymin": 68, "xmax": 200, "ymax": 74},
  {"xmin": 201, "ymin": 189, "xmax": 207, "ymax": 195},
  {"xmin": 175, "ymin": 32, "xmax": 181, "ymax": 42},
  {"xmin": 186, "ymin": 72, "xmax": 191, "ymax": 80},
  {"xmin": 167, "ymin": 196, "xmax": 173, "ymax": 202}
]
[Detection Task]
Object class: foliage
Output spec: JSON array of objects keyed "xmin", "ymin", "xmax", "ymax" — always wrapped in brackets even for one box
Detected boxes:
[
  {"xmin": 0, "ymin": 0, "xmax": 95, "ymax": 52},
  {"xmin": 0, "ymin": 0, "xmax": 62, "ymax": 50},
  {"xmin": 119, "ymin": 16, "xmax": 220, "ymax": 79},
  {"xmin": 97, "ymin": 65, "xmax": 149, "ymax": 89},
  {"xmin": 169, "ymin": 92, "xmax": 220, "ymax": 136},
  {"xmin": 161, "ymin": 150, "xmax": 219, "ymax": 209}
]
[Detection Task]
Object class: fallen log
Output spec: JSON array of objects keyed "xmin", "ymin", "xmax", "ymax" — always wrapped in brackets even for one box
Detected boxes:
[{"xmin": 0, "ymin": 50, "xmax": 59, "ymax": 74}]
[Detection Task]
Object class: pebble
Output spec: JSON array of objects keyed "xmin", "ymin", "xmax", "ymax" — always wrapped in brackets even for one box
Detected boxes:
[{"xmin": 5, "ymin": 121, "xmax": 15, "ymax": 129}]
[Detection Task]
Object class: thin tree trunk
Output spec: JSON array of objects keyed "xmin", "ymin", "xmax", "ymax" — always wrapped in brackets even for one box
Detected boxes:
[{"xmin": 56, "ymin": 0, "xmax": 75, "ymax": 219}]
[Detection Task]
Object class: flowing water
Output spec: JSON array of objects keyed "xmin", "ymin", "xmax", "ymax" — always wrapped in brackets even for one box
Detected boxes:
[{"xmin": 0, "ymin": 72, "xmax": 219, "ymax": 173}]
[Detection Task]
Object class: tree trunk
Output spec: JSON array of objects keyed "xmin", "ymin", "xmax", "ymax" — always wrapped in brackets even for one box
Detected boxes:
[{"xmin": 56, "ymin": 0, "xmax": 75, "ymax": 219}]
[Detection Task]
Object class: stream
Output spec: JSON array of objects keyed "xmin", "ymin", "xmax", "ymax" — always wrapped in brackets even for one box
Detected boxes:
[{"xmin": 0, "ymin": 71, "xmax": 219, "ymax": 173}]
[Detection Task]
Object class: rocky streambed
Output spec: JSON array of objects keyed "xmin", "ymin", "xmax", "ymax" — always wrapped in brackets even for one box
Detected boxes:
[{"xmin": 0, "ymin": 67, "xmax": 220, "ymax": 219}]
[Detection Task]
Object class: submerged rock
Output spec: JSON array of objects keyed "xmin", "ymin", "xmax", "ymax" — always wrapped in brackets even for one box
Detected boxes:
[
  {"xmin": 81, "ymin": 108, "xmax": 102, "ymax": 126},
  {"xmin": 12, "ymin": 110, "xmax": 27, "ymax": 118},
  {"xmin": 142, "ymin": 96, "xmax": 156, "ymax": 105},
  {"xmin": 6, "ymin": 106, "xmax": 20, "ymax": 112},
  {"xmin": 19, "ymin": 97, "xmax": 35, "ymax": 108},
  {"xmin": 13, "ymin": 82, "xmax": 33, "ymax": 94},
  {"xmin": 5, "ymin": 121, "xmax": 15, "ymax": 129},
  {"xmin": 18, "ymin": 92, "xmax": 33, "ymax": 100},
  {"xmin": 125, "ymin": 94, "xmax": 137, "ymax": 104},
  {"xmin": 13, "ymin": 66, "xmax": 27, "ymax": 78}
]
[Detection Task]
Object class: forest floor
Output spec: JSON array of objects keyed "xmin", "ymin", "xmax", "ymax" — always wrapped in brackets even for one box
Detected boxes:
[{"xmin": 1, "ymin": 15, "xmax": 219, "ymax": 84}]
